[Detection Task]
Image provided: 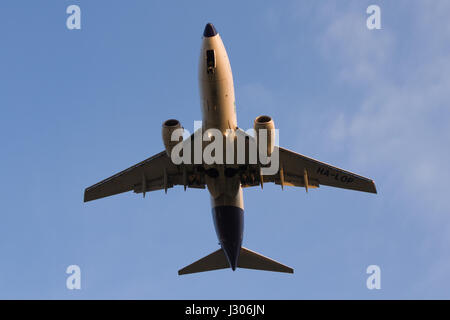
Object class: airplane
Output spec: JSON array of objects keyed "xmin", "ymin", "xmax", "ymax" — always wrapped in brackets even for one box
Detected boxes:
[{"xmin": 84, "ymin": 23, "xmax": 377, "ymax": 275}]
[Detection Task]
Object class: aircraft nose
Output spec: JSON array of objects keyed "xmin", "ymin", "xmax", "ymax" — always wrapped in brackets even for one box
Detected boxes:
[{"xmin": 203, "ymin": 23, "xmax": 217, "ymax": 37}]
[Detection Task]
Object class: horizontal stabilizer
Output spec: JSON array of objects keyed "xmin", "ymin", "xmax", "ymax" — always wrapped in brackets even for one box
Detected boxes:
[
  {"xmin": 238, "ymin": 247, "xmax": 294, "ymax": 274},
  {"xmin": 178, "ymin": 249, "xmax": 228, "ymax": 275},
  {"xmin": 178, "ymin": 247, "xmax": 293, "ymax": 275}
]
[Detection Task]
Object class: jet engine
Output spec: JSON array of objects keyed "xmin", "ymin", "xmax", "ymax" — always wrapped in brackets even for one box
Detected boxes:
[
  {"xmin": 162, "ymin": 119, "xmax": 183, "ymax": 157},
  {"xmin": 253, "ymin": 115, "xmax": 275, "ymax": 156}
]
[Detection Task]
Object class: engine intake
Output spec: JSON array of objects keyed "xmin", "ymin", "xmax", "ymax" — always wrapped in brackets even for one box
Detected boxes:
[
  {"xmin": 162, "ymin": 119, "xmax": 183, "ymax": 157},
  {"xmin": 254, "ymin": 115, "xmax": 275, "ymax": 156}
]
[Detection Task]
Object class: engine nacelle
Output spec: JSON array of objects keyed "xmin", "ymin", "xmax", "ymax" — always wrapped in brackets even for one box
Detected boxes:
[
  {"xmin": 254, "ymin": 115, "xmax": 275, "ymax": 156},
  {"xmin": 162, "ymin": 119, "xmax": 183, "ymax": 157}
]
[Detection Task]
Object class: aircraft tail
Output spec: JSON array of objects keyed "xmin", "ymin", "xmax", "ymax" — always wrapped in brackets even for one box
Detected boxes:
[
  {"xmin": 238, "ymin": 247, "xmax": 294, "ymax": 274},
  {"xmin": 178, "ymin": 247, "xmax": 293, "ymax": 275}
]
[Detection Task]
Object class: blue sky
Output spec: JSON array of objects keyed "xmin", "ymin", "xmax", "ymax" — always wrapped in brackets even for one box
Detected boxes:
[{"xmin": 1, "ymin": 0, "xmax": 449, "ymax": 299}]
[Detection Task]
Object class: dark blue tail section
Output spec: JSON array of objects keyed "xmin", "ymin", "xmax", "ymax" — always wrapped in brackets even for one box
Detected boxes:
[{"xmin": 212, "ymin": 206, "xmax": 244, "ymax": 271}]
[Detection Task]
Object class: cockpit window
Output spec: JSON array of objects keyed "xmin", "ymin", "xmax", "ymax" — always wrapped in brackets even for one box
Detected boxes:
[{"xmin": 206, "ymin": 50, "xmax": 215, "ymax": 74}]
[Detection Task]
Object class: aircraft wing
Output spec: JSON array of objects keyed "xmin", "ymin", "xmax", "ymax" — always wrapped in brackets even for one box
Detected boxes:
[
  {"xmin": 84, "ymin": 150, "xmax": 205, "ymax": 202},
  {"xmin": 260, "ymin": 146, "xmax": 377, "ymax": 193}
]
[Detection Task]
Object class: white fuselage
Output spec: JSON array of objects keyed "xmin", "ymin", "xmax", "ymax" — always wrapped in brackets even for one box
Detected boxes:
[{"xmin": 199, "ymin": 32, "xmax": 244, "ymax": 211}]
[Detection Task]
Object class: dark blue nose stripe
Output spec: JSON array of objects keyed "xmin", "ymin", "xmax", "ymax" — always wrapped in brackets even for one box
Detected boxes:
[{"xmin": 203, "ymin": 23, "xmax": 218, "ymax": 37}]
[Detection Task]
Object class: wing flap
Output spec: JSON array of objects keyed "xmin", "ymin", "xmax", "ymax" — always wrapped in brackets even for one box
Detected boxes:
[
  {"xmin": 234, "ymin": 130, "xmax": 376, "ymax": 193},
  {"xmin": 276, "ymin": 146, "xmax": 377, "ymax": 193},
  {"xmin": 84, "ymin": 151, "xmax": 171, "ymax": 202}
]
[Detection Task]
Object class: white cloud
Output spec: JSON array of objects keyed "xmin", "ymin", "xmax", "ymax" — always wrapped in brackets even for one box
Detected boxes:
[
  {"xmin": 319, "ymin": 3, "xmax": 450, "ymax": 214},
  {"xmin": 319, "ymin": 9, "xmax": 394, "ymax": 84},
  {"xmin": 315, "ymin": 2, "xmax": 450, "ymax": 295}
]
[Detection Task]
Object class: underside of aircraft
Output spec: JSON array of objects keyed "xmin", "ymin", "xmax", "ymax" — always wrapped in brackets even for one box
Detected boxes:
[{"xmin": 84, "ymin": 23, "xmax": 377, "ymax": 275}]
